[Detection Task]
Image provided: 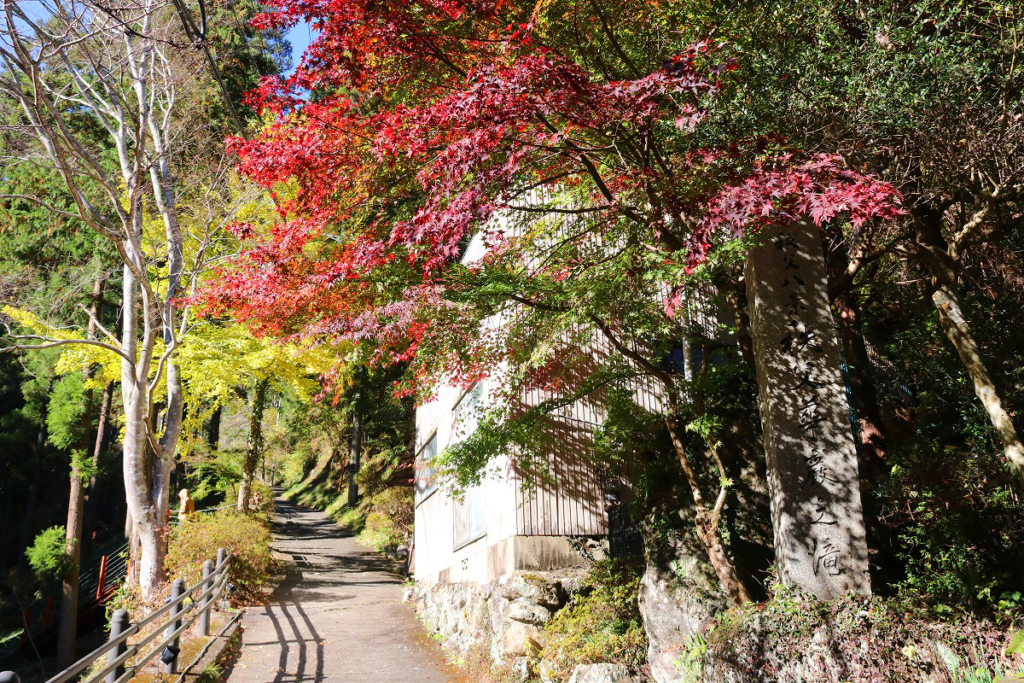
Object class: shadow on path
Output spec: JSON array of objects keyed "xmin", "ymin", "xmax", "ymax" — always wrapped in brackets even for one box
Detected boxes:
[{"xmin": 223, "ymin": 493, "xmax": 459, "ymax": 683}]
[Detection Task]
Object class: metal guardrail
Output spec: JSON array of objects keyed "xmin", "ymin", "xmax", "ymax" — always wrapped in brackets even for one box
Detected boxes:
[
  {"xmin": 78, "ymin": 541, "xmax": 130, "ymax": 610},
  {"xmin": 0, "ymin": 548, "xmax": 234, "ymax": 683}
]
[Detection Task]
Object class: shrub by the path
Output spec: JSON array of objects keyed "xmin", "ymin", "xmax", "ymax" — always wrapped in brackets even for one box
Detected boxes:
[
  {"xmin": 360, "ymin": 487, "xmax": 413, "ymax": 552},
  {"xmin": 539, "ymin": 559, "xmax": 648, "ymax": 681},
  {"xmin": 166, "ymin": 510, "xmax": 276, "ymax": 604}
]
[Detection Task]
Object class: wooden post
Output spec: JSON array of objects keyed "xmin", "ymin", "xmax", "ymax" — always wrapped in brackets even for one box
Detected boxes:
[
  {"xmin": 162, "ymin": 579, "xmax": 185, "ymax": 674},
  {"xmin": 200, "ymin": 559, "xmax": 214, "ymax": 636},
  {"xmin": 96, "ymin": 555, "xmax": 109, "ymax": 600},
  {"xmin": 106, "ymin": 609, "xmax": 130, "ymax": 683}
]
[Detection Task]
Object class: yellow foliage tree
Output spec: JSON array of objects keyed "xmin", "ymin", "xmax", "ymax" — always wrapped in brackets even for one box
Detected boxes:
[{"xmin": 174, "ymin": 320, "xmax": 345, "ymax": 510}]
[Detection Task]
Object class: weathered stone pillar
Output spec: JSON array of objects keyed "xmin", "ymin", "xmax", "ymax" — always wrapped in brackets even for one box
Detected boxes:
[{"xmin": 745, "ymin": 220, "xmax": 871, "ymax": 599}]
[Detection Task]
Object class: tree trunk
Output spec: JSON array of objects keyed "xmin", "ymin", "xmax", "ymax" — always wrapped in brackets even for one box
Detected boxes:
[
  {"xmin": 664, "ymin": 411, "xmax": 751, "ymax": 605},
  {"xmin": 831, "ymin": 286, "xmax": 907, "ymax": 581},
  {"xmin": 18, "ymin": 430, "xmax": 44, "ymax": 571},
  {"xmin": 237, "ymin": 379, "xmax": 270, "ymax": 512},
  {"xmin": 57, "ymin": 276, "xmax": 106, "ymax": 665},
  {"xmin": 714, "ymin": 270, "xmax": 757, "ymax": 371},
  {"xmin": 57, "ymin": 462, "xmax": 86, "ymax": 667},
  {"xmin": 933, "ymin": 285, "xmax": 1024, "ymax": 486},
  {"xmin": 347, "ymin": 408, "xmax": 362, "ymax": 507},
  {"xmin": 136, "ymin": 518, "xmax": 162, "ymax": 597},
  {"xmin": 83, "ymin": 381, "xmax": 113, "ymax": 557},
  {"xmin": 0, "ymin": 493, "xmax": 14, "ymax": 572},
  {"xmin": 913, "ymin": 209, "xmax": 1024, "ymax": 488},
  {"xmin": 149, "ymin": 426, "xmax": 175, "ymax": 590},
  {"xmin": 821, "ymin": 234, "xmax": 889, "ymax": 482},
  {"xmin": 745, "ymin": 221, "xmax": 872, "ymax": 599},
  {"xmin": 589, "ymin": 306, "xmax": 751, "ymax": 603},
  {"xmin": 703, "ymin": 525, "xmax": 750, "ymax": 603},
  {"xmin": 120, "ymin": 261, "xmax": 167, "ymax": 601},
  {"xmin": 834, "ymin": 293, "xmax": 887, "ymax": 475},
  {"xmin": 0, "ymin": 1, "xmax": 191, "ymax": 603},
  {"xmin": 207, "ymin": 404, "xmax": 222, "ymax": 453}
]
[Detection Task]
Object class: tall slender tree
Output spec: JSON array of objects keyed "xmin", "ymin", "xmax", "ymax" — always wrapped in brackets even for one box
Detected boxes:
[{"xmin": 1, "ymin": 0, "xmax": 214, "ymax": 599}]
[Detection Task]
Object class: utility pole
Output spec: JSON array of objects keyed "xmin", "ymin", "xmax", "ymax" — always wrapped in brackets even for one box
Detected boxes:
[{"xmin": 346, "ymin": 406, "xmax": 362, "ymax": 507}]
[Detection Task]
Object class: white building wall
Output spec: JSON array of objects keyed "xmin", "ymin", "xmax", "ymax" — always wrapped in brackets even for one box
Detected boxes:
[
  {"xmin": 411, "ymin": 206, "xmax": 701, "ymax": 585},
  {"xmin": 413, "ymin": 228, "xmax": 605, "ymax": 585},
  {"xmin": 413, "ymin": 374, "xmax": 523, "ymax": 584}
]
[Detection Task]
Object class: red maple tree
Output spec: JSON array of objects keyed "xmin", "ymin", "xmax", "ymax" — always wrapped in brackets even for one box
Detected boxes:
[
  {"xmin": 205, "ymin": 0, "xmax": 905, "ymax": 602},
  {"xmin": 210, "ymin": 0, "xmax": 900, "ymax": 356}
]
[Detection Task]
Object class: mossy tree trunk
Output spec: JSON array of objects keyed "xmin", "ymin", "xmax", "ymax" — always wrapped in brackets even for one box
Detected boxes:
[
  {"xmin": 914, "ymin": 207, "xmax": 1024, "ymax": 488},
  {"xmin": 238, "ymin": 378, "xmax": 271, "ymax": 512}
]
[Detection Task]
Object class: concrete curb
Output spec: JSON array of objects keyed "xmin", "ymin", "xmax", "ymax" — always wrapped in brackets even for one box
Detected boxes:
[{"xmin": 178, "ymin": 615, "xmax": 243, "ymax": 683}]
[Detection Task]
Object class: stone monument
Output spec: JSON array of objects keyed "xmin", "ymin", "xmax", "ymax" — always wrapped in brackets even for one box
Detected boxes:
[{"xmin": 745, "ymin": 220, "xmax": 871, "ymax": 599}]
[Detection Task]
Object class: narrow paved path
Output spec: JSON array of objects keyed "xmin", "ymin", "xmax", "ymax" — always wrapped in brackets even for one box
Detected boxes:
[{"xmin": 224, "ymin": 494, "xmax": 459, "ymax": 683}]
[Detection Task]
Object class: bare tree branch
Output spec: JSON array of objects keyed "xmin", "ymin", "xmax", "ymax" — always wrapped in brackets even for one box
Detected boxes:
[{"xmin": 0, "ymin": 335, "xmax": 135, "ymax": 366}]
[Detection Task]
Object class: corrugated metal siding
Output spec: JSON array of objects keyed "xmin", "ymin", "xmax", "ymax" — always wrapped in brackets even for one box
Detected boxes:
[
  {"xmin": 506, "ymin": 317, "xmax": 611, "ymax": 537},
  {"xmin": 512, "ymin": 411, "xmax": 608, "ymax": 536}
]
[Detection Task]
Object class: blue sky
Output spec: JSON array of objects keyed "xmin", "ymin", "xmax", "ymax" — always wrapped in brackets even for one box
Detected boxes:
[
  {"xmin": 284, "ymin": 20, "xmax": 316, "ymax": 75},
  {"xmin": 20, "ymin": 1, "xmax": 314, "ymax": 77}
]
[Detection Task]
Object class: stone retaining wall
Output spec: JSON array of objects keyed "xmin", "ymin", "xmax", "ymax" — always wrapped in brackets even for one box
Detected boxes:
[
  {"xmin": 409, "ymin": 547, "xmax": 1014, "ymax": 683},
  {"xmin": 411, "ymin": 569, "xmax": 647, "ymax": 682},
  {"xmin": 413, "ymin": 571, "xmax": 581, "ymax": 666}
]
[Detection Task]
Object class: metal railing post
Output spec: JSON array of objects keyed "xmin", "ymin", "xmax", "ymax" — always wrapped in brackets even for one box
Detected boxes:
[
  {"xmin": 106, "ymin": 609, "xmax": 130, "ymax": 683},
  {"xmin": 199, "ymin": 559, "xmax": 214, "ymax": 636},
  {"xmin": 96, "ymin": 555, "xmax": 109, "ymax": 600},
  {"xmin": 161, "ymin": 579, "xmax": 185, "ymax": 675},
  {"xmin": 16, "ymin": 549, "xmax": 231, "ymax": 683}
]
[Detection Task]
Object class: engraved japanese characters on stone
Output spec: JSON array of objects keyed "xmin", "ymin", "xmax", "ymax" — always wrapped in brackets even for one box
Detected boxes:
[{"xmin": 745, "ymin": 221, "xmax": 871, "ymax": 599}]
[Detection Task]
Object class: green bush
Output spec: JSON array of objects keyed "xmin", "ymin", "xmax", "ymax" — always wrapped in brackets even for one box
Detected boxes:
[
  {"xmin": 243, "ymin": 481, "xmax": 280, "ymax": 518},
  {"xmin": 279, "ymin": 446, "xmax": 315, "ymax": 488},
  {"xmin": 539, "ymin": 559, "xmax": 648, "ymax": 682},
  {"xmin": 334, "ymin": 504, "xmax": 367, "ymax": 533},
  {"xmin": 289, "ymin": 478, "xmax": 341, "ymax": 511},
  {"xmin": 166, "ymin": 510, "xmax": 276, "ymax": 604},
  {"xmin": 248, "ymin": 479, "xmax": 275, "ymax": 518},
  {"xmin": 26, "ymin": 526, "xmax": 75, "ymax": 584},
  {"xmin": 358, "ymin": 487, "xmax": 413, "ymax": 552},
  {"xmin": 186, "ymin": 455, "xmax": 242, "ymax": 507},
  {"xmin": 222, "ymin": 478, "xmax": 275, "ymax": 519},
  {"xmin": 877, "ymin": 440, "xmax": 1024, "ymax": 618}
]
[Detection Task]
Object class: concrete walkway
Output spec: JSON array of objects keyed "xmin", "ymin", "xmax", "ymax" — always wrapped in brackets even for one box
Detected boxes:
[{"xmin": 224, "ymin": 495, "xmax": 459, "ymax": 683}]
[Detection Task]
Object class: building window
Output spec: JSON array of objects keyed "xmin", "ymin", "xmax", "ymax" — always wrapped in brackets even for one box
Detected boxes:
[
  {"xmin": 453, "ymin": 383, "xmax": 483, "ymax": 439},
  {"xmin": 454, "ymin": 486, "xmax": 486, "ymax": 549},
  {"xmin": 453, "ymin": 383, "xmax": 486, "ymax": 548},
  {"xmin": 414, "ymin": 432, "xmax": 438, "ymax": 503}
]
